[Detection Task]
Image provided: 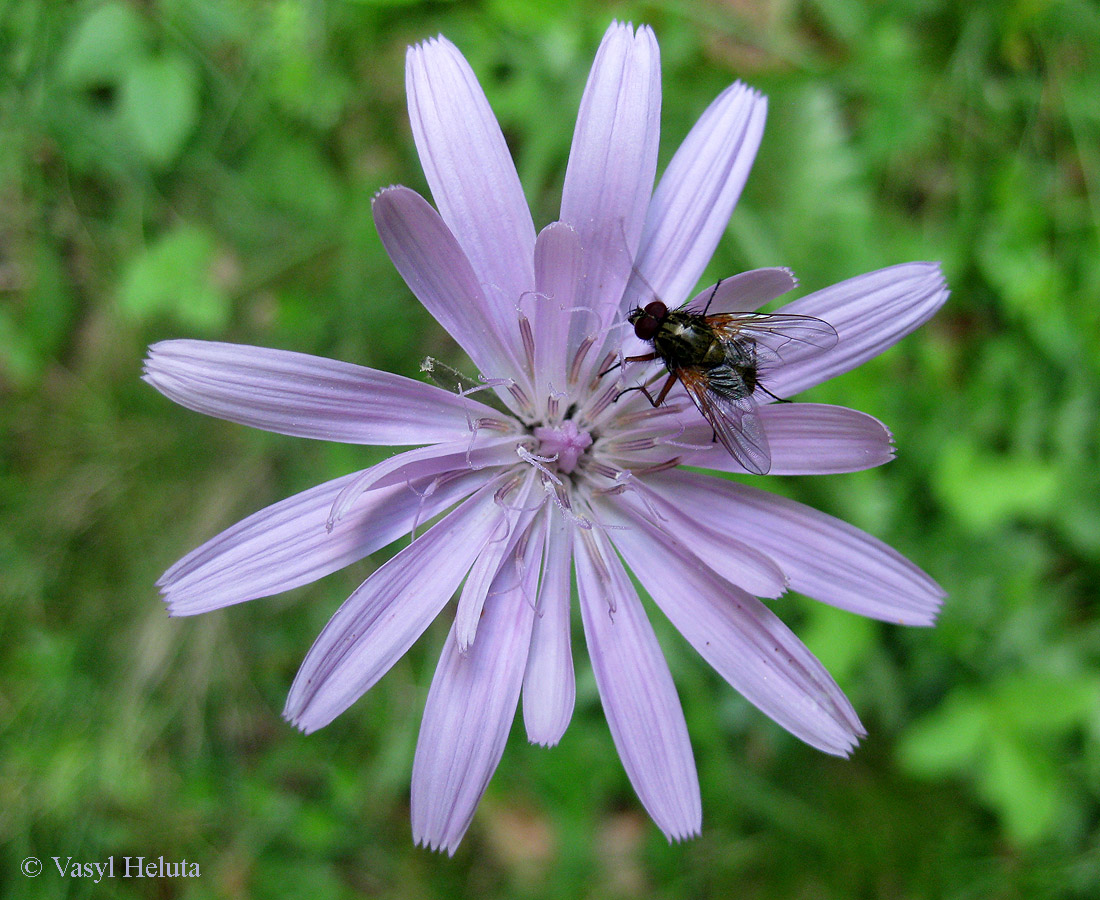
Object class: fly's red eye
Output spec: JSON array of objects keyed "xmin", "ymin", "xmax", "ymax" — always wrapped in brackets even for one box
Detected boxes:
[
  {"xmin": 643, "ymin": 300, "xmax": 667, "ymax": 318},
  {"xmin": 634, "ymin": 315, "xmax": 660, "ymax": 341}
]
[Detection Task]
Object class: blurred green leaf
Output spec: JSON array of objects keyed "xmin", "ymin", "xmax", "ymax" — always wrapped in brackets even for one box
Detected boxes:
[
  {"xmin": 978, "ymin": 732, "xmax": 1063, "ymax": 845},
  {"xmin": 750, "ymin": 84, "xmax": 878, "ymax": 282},
  {"xmin": 118, "ymin": 224, "xmax": 231, "ymax": 331},
  {"xmin": 120, "ymin": 53, "xmax": 201, "ymax": 167},
  {"xmin": 0, "ymin": 306, "xmax": 40, "ymax": 388},
  {"xmin": 932, "ymin": 437, "xmax": 1060, "ymax": 533},
  {"xmin": 987, "ymin": 672, "xmax": 1100, "ymax": 735},
  {"xmin": 243, "ymin": 134, "xmax": 343, "ymax": 221},
  {"xmin": 899, "ymin": 667, "xmax": 1096, "ymax": 846},
  {"xmin": 897, "ymin": 689, "xmax": 987, "ymax": 777},
  {"xmin": 260, "ymin": 0, "xmax": 350, "ymax": 128},
  {"xmin": 59, "ymin": 1, "xmax": 149, "ymax": 88}
]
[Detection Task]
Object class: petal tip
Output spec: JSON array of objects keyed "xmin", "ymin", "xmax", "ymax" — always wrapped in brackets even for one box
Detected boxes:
[{"xmin": 663, "ymin": 819, "xmax": 703, "ymax": 844}]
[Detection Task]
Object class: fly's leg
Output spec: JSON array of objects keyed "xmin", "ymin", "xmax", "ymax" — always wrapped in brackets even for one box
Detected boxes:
[
  {"xmin": 701, "ymin": 277, "xmax": 725, "ymax": 316},
  {"xmin": 652, "ymin": 371, "xmax": 677, "ymax": 405},
  {"xmin": 615, "ymin": 371, "xmax": 677, "ymax": 406},
  {"xmin": 599, "ymin": 351, "xmax": 659, "ymax": 378}
]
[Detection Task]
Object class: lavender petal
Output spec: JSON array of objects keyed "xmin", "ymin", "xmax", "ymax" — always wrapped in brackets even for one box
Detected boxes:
[
  {"xmin": 161, "ymin": 468, "xmax": 491, "ymax": 615},
  {"xmin": 325, "ymin": 436, "xmax": 518, "ymax": 530},
  {"xmin": 411, "ymin": 518, "xmax": 541, "ymax": 855},
  {"xmin": 617, "ymin": 485, "xmax": 788, "ymax": 598},
  {"xmin": 372, "ymin": 186, "xmax": 527, "ymax": 385},
  {"xmin": 645, "ymin": 469, "xmax": 945, "ymax": 625},
  {"xmin": 767, "ymin": 262, "xmax": 950, "ymax": 397},
  {"xmin": 682, "ymin": 403, "xmax": 896, "ymax": 475},
  {"xmin": 561, "ymin": 21, "xmax": 662, "ymax": 351},
  {"xmin": 522, "ymin": 510, "xmax": 576, "ymax": 746},
  {"xmin": 143, "ymin": 339, "xmax": 504, "ymax": 445},
  {"xmin": 453, "ymin": 472, "xmax": 540, "ymax": 652},
  {"xmin": 630, "ymin": 81, "xmax": 767, "ymax": 310},
  {"xmin": 531, "ymin": 221, "xmax": 583, "ymax": 395},
  {"xmin": 605, "ymin": 501, "xmax": 865, "ymax": 756},
  {"xmin": 406, "ymin": 36, "xmax": 536, "ymax": 323},
  {"xmin": 284, "ymin": 476, "xmax": 510, "ymax": 733},
  {"xmin": 575, "ymin": 527, "xmax": 702, "ymax": 841},
  {"xmin": 683, "ymin": 267, "xmax": 798, "ymax": 314}
]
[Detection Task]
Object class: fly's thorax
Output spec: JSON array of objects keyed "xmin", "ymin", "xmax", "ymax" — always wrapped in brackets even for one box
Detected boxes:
[{"xmin": 652, "ymin": 311, "xmax": 721, "ymax": 368}]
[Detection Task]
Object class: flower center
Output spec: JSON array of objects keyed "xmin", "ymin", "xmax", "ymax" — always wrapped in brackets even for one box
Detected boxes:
[{"xmin": 532, "ymin": 420, "xmax": 593, "ymax": 474}]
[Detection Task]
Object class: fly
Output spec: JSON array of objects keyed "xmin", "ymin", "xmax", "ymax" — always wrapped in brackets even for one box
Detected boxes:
[{"xmin": 611, "ymin": 278, "xmax": 838, "ymax": 475}]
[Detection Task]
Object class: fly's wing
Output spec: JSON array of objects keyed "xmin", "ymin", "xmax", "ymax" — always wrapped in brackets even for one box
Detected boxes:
[
  {"xmin": 704, "ymin": 313, "xmax": 838, "ymax": 368},
  {"xmin": 676, "ymin": 367, "xmax": 771, "ymax": 475}
]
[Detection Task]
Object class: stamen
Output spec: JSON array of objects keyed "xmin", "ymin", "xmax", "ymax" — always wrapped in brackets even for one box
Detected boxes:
[
  {"xmin": 584, "ymin": 384, "xmax": 618, "ymax": 420},
  {"xmin": 518, "ymin": 313, "xmax": 536, "ymax": 376},
  {"xmin": 469, "ymin": 417, "xmax": 513, "ymax": 434},
  {"xmin": 584, "ymin": 461, "xmax": 621, "ymax": 480},
  {"xmin": 467, "ymin": 376, "xmax": 511, "ymax": 394},
  {"xmin": 628, "ymin": 457, "xmax": 683, "ymax": 476},
  {"xmin": 508, "ymin": 381, "xmax": 534, "ymax": 418},
  {"xmin": 603, "ymin": 317, "xmax": 635, "ymax": 340},
  {"xmin": 568, "ymin": 335, "xmax": 594, "ymax": 387},
  {"xmin": 485, "ymin": 526, "xmax": 536, "ymax": 600},
  {"xmin": 595, "ymin": 350, "xmax": 620, "ymax": 379},
  {"xmin": 545, "ymin": 481, "xmax": 592, "ymax": 530},
  {"xmin": 463, "ymin": 422, "xmax": 490, "ymax": 470},
  {"xmin": 560, "ymin": 303, "xmax": 603, "ymax": 331},
  {"xmin": 607, "ymin": 435, "xmax": 662, "ymax": 453},
  {"xmin": 486, "ymin": 475, "xmax": 525, "ymax": 545},
  {"xmin": 515, "ymin": 289, "xmax": 547, "ymax": 313},
  {"xmin": 613, "ymin": 402, "xmax": 687, "ymax": 428},
  {"xmin": 605, "ymin": 470, "xmax": 666, "ymax": 523},
  {"xmin": 495, "ymin": 489, "xmax": 549, "ymax": 514}
]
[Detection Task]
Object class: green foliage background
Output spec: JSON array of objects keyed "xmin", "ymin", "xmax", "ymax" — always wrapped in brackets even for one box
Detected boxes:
[{"xmin": 3, "ymin": 0, "xmax": 1099, "ymax": 896}]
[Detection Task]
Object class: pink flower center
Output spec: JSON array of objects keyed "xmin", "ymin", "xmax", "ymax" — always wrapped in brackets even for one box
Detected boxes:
[{"xmin": 532, "ymin": 420, "xmax": 593, "ymax": 474}]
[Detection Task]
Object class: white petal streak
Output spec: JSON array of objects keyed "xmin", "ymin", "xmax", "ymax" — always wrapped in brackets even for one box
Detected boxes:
[
  {"xmin": 522, "ymin": 508, "xmax": 575, "ymax": 746},
  {"xmin": 631, "ymin": 82, "xmax": 767, "ymax": 310},
  {"xmin": 412, "ymin": 516, "xmax": 542, "ymax": 855},
  {"xmin": 605, "ymin": 502, "xmax": 865, "ymax": 756},
  {"xmin": 284, "ymin": 476, "xmax": 510, "ymax": 733},
  {"xmin": 372, "ymin": 186, "xmax": 525, "ymax": 383},
  {"xmin": 681, "ymin": 403, "xmax": 896, "ymax": 475},
  {"xmin": 561, "ymin": 22, "xmax": 661, "ymax": 345},
  {"xmin": 575, "ymin": 527, "xmax": 701, "ymax": 841},
  {"xmin": 768, "ymin": 262, "xmax": 950, "ymax": 397},
  {"xmin": 645, "ymin": 469, "xmax": 945, "ymax": 625},
  {"xmin": 406, "ymin": 36, "xmax": 536, "ymax": 314},
  {"xmin": 161, "ymin": 468, "xmax": 490, "ymax": 616},
  {"xmin": 143, "ymin": 340, "xmax": 502, "ymax": 445}
]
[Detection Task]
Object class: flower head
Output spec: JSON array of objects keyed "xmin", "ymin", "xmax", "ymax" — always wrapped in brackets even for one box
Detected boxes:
[{"xmin": 144, "ymin": 22, "xmax": 948, "ymax": 854}]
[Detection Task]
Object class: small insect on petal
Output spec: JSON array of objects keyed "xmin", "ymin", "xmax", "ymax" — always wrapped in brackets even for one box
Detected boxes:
[{"xmin": 617, "ymin": 278, "xmax": 837, "ymax": 475}]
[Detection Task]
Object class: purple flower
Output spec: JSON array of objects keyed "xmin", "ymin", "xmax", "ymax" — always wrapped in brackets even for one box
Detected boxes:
[{"xmin": 143, "ymin": 22, "xmax": 948, "ymax": 853}]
